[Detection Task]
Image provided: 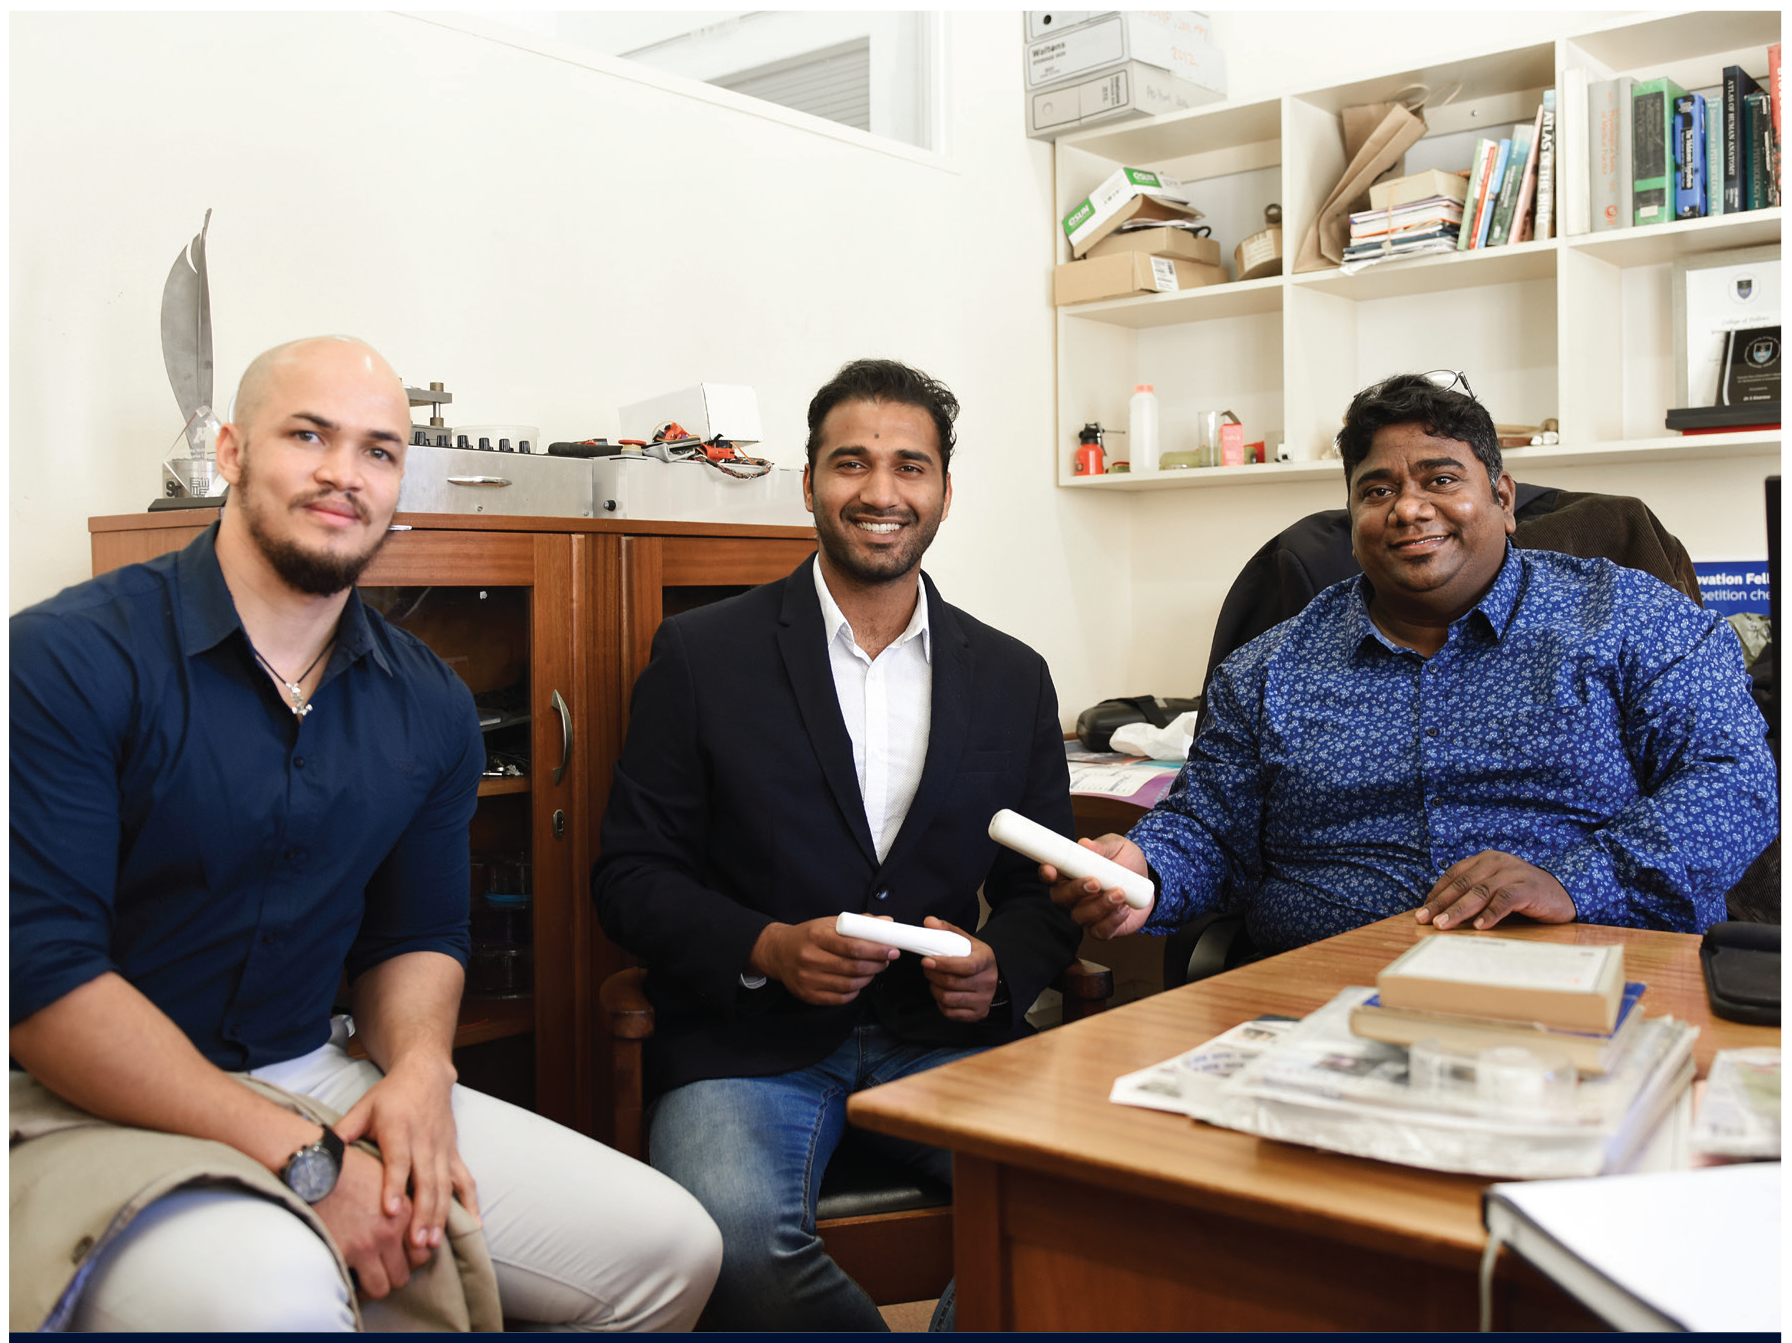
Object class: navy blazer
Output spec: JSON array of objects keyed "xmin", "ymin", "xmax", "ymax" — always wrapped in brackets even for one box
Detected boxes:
[{"xmin": 592, "ymin": 559, "xmax": 1082, "ymax": 1098}]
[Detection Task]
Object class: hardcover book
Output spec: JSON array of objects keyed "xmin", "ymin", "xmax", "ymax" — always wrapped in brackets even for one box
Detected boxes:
[
  {"xmin": 1705, "ymin": 93, "xmax": 1724, "ymax": 217},
  {"xmin": 1507, "ymin": 103, "xmax": 1547, "ymax": 243},
  {"xmin": 1743, "ymin": 90, "xmax": 1777, "ymax": 209},
  {"xmin": 1473, "ymin": 138, "xmax": 1512, "ymax": 247},
  {"xmin": 1349, "ymin": 982, "xmax": 1648, "ymax": 1074},
  {"xmin": 1722, "ymin": 65, "xmax": 1763, "ymax": 211},
  {"xmin": 1588, "ymin": 76, "xmax": 1634, "ymax": 231},
  {"xmin": 1376, "ymin": 935, "xmax": 1626, "ymax": 1033},
  {"xmin": 1533, "ymin": 89, "xmax": 1557, "ymax": 240},
  {"xmin": 1488, "ymin": 123, "xmax": 1535, "ymax": 246},
  {"xmin": 1673, "ymin": 93, "xmax": 1707, "ymax": 219},
  {"xmin": 1457, "ymin": 139, "xmax": 1498, "ymax": 250},
  {"xmin": 1632, "ymin": 77, "xmax": 1687, "ymax": 226}
]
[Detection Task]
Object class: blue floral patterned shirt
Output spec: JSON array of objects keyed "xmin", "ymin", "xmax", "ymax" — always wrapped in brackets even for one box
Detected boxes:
[{"xmin": 1132, "ymin": 544, "xmax": 1777, "ymax": 953}]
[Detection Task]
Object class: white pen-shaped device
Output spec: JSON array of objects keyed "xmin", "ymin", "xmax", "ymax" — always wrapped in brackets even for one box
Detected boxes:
[
  {"xmin": 835, "ymin": 912, "xmax": 973, "ymax": 959},
  {"xmin": 987, "ymin": 808, "xmax": 1155, "ymax": 910}
]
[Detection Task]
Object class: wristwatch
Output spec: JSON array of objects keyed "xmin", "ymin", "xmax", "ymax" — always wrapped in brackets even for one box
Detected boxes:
[{"xmin": 280, "ymin": 1124, "xmax": 345, "ymax": 1204}]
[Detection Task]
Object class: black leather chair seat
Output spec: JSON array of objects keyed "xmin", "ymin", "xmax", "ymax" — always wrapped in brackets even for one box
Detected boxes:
[{"xmin": 816, "ymin": 1132, "xmax": 950, "ymax": 1220}]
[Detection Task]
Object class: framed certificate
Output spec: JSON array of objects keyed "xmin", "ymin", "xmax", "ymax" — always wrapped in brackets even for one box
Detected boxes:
[{"xmin": 1671, "ymin": 246, "xmax": 1780, "ymax": 409}]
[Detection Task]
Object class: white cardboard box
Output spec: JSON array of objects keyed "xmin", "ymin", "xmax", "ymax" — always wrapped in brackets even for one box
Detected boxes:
[
  {"xmin": 1025, "ymin": 12, "xmax": 1107, "ymax": 42},
  {"xmin": 616, "ymin": 384, "xmax": 762, "ymax": 446},
  {"xmin": 1024, "ymin": 11, "xmax": 1221, "ymax": 90},
  {"xmin": 1030, "ymin": 60, "xmax": 1225, "ymax": 143}
]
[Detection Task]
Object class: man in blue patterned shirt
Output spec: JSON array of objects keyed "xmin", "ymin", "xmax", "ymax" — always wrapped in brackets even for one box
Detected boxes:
[{"xmin": 1048, "ymin": 372, "xmax": 1777, "ymax": 953}]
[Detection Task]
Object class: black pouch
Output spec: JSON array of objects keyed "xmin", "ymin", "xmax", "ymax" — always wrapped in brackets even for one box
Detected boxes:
[
  {"xmin": 1075, "ymin": 695, "xmax": 1201, "ymax": 753},
  {"xmin": 1699, "ymin": 921, "xmax": 1780, "ymax": 1026}
]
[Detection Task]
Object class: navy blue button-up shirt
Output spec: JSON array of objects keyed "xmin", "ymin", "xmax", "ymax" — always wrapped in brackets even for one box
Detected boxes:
[
  {"xmin": 10, "ymin": 524, "xmax": 483, "ymax": 1069},
  {"xmin": 1134, "ymin": 545, "xmax": 1777, "ymax": 953}
]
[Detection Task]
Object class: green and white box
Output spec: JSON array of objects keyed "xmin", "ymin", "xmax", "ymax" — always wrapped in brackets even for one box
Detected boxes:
[{"xmin": 1061, "ymin": 167, "xmax": 1201, "ymax": 255}]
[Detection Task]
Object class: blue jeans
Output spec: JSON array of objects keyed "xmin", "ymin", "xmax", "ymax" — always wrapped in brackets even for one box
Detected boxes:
[{"xmin": 647, "ymin": 1023, "xmax": 981, "ymax": 1331}]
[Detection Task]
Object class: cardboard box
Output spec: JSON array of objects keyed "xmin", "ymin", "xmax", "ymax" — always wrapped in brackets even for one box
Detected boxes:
[
  {"xmin": 1053, "ymin": 253, "xmax": 1226, "ymax": 305},
  {"xmin": 1024, "ymin": 11, "xmax": 1222, "ymax": 91},
  {"xmin": 1368, "ymin": 169, "xmax": 1470, "ymax": 211},
  {"xmin": 1028, "ymin": 59, "xmax": 1225, "ymax": 143},
  {"xmin": 1061, "ymin": 166, "xmax": 1202, "ymax": 255},
  {"xmin": 617, "ymin": 383, "xmax": 762, "ymax": 446},
  {"xmin": 1087, "ymin": 225, "xmax": 1222, "ymax": 267}
]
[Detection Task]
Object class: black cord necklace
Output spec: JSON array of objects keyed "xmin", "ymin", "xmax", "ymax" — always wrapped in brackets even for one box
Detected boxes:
[{"xmin": 250, "ymin": 639, "xmax": 332, "ymax": 718}]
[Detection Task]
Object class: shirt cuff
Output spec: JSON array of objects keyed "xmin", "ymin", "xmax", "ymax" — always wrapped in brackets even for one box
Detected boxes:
[{"xmin": 1538, "ymin": 841, "xmax": 1612, "ymax": 925}]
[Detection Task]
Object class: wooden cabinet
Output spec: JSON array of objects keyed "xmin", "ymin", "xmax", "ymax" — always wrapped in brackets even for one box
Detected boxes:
[
  {"xmin": 1051, "ymin": 9, "xmax": 1781, "ymax": 491},
  {"xmin": 90, "ymin": 511, "xmax": 815, "ymax": 1140}
]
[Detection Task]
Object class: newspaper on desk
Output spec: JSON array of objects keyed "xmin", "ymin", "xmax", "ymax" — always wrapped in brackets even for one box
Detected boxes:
[
  {"xmin": 1109, "ymin": 1015, "xmax": 1299, "ymax": 1121},
  {"xmin": 1688, "ymin": 1047, "xmax": 1780, "ymax": 1161},
  {"xmin": 1114, "ymin": 987, "xmax": 1698, "ymax": 1180}
]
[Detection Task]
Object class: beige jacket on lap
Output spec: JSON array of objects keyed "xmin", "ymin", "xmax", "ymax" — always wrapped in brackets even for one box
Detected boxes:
[{"xmin": 9, "ymin": 1072, "xmax": 501, "ymax": 1332}]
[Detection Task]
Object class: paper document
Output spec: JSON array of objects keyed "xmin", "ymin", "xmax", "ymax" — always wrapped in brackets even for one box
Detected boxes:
[{"xmin": 1066, "ymin": 762, "xmax": 1176, "ymax": 807}]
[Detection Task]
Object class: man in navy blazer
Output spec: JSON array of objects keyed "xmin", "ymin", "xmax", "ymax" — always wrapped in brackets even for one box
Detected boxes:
[{"xmin": 593, "ymin": 359, "xmax": 1081, "ymax": 1330}]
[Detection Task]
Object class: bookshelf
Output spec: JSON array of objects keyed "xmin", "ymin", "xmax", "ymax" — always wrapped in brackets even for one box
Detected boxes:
[{"xmin": 1052, "ymin": 10, "xmax": 1781, "ymax": 490}]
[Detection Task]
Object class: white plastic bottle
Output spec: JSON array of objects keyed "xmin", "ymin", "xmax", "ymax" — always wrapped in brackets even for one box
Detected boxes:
[{"xmin": 1129, "ymin": 383, "xmax": 1160, "ymax": 473}]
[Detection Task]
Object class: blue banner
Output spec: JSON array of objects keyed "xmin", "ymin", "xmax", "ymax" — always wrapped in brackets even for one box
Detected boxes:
[{"xmin": 1692, "ymin": 561, "xmax": 1772, "ymax": 617}]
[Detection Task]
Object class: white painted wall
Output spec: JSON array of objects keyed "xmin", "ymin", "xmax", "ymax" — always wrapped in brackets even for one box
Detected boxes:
[
  {"xmin": 8, "ymin": 10, "xmax": 1135, "ymax": 718},
  {"xmin": 9, "ymin": 10, "xmax": 1776, "ymax": 728}
]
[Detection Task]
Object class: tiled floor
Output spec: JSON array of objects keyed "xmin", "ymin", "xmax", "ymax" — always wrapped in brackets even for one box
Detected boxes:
[{"xmin": 878, "ymin": 1299, "xmax": 937, "ymax": 1331}]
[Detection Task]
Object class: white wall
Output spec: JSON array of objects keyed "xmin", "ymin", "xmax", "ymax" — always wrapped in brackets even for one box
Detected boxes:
[
  {"xmin": 8, "ymin": 10, "xmax": 1136, "ymax": 718},
  {"xmin": 9, "ymin": 10, "xmax": 1776, "ymax": 727}
]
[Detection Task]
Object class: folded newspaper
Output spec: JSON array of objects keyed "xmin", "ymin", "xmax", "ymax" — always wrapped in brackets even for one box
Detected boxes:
[
  {"xmin": 1108, "ymin": 1015, "xmax": 1299, "ymax": 1121},
  {"xmin": 1688, "ymin": 1047, "xmax": 1780, "ymax": 1161},
  {"xmin": 1113, "ymin": 987, "xmax": 1697, "ymax": 1179}
]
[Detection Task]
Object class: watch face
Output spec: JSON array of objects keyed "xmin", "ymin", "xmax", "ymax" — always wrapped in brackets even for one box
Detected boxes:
[{"xmin": 285, "ymin": 1145, "xmax": 340, "ymax": 1203}]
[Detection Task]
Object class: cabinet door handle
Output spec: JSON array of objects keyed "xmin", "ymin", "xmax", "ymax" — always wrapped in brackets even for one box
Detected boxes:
[
  {"xmin": 550, "ymin": 689, "xmax": 571, "ymax": 784},
  {"xmin": 445, "ymin": 475, "xmax": 513, "ymax": 487}
]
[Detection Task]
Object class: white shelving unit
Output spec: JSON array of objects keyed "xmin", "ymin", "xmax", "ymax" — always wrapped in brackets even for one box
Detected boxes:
[{"xmin": 1053, "ymin": 10, "xmax": 1782, "ymax": 491}]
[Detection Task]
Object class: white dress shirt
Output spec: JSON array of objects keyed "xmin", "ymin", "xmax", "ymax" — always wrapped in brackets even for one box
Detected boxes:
[{"xmin": 812, "ymin": 555, "xmax": 933, "ymax": 863}]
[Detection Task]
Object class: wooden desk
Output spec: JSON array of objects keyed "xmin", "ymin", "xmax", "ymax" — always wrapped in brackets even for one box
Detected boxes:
[{"xmin": 848, "ymin": 914, "xmax": 1776, "ymax": 1332}]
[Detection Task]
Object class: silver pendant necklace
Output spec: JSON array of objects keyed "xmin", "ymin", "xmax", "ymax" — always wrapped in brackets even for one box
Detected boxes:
[{"xmin": 251, "ymin": 640, "xmax": 332, "ymax": 718}]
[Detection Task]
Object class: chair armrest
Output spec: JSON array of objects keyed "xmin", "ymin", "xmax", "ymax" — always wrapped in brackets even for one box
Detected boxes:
[
  {"xmin": 600, "ymin": 965, "xmax": 655, "ymax": 1039},
  {"xmin": 599, "ymin": 966, "xmax": 654, "ymax": 1160},
  {"xmin": 1054, "ymin": 957, "xmax": 1114, "ymax": 1022}
]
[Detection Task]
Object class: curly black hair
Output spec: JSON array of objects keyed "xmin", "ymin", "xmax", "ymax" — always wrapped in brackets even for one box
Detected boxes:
[
  {"xmin": 805, "ymin": 359, "xmax": 958, "ymax": 472},
  {"xmin": 1335, "ymin": 372, "xmax": 1501, "ymax": 492}
]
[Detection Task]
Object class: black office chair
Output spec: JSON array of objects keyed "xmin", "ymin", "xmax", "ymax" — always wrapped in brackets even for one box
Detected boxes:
[{"xmin": 1164, "ymin": 485, "xmax": 1779, "ymax": 987}]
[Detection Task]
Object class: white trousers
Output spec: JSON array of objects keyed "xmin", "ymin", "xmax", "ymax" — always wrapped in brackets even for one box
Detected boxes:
[{"xmin": 68, "ymin": 1021, "xmax": 722, "ymax": 1332}]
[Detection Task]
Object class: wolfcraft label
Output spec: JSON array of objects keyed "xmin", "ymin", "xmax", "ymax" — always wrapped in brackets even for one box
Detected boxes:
[{"xmin": 1150, "ymin": 257, "xmax": 1180, "ymax": 291}]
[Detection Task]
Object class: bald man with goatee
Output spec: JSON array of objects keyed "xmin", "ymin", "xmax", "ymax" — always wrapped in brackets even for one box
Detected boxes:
[{"xmin": 10, "ymin": 336, "xmax": 720, "ymax": 1332}]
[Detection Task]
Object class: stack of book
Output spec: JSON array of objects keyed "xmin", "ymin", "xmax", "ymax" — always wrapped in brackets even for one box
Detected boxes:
[
  {"xmin": 1458, "ymin": 92, "xmax": 1555, "ymax": 251},
  {"xmin": 1349, "ymin": 934, "xmax": 1645, "ymax": 1074},
  {"xmin": 1343, "ymin": 194, "xmax": 1464, "ymax": 264},
  {"xmin": 1568, "ymin": 43, "xmax": 1781, "ymax": 232}
]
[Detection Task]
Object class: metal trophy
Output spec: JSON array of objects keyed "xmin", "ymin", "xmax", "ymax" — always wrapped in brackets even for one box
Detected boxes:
[{"xmin": 157, "ymin": 209, "xmax": 224, "ymax": 505}]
